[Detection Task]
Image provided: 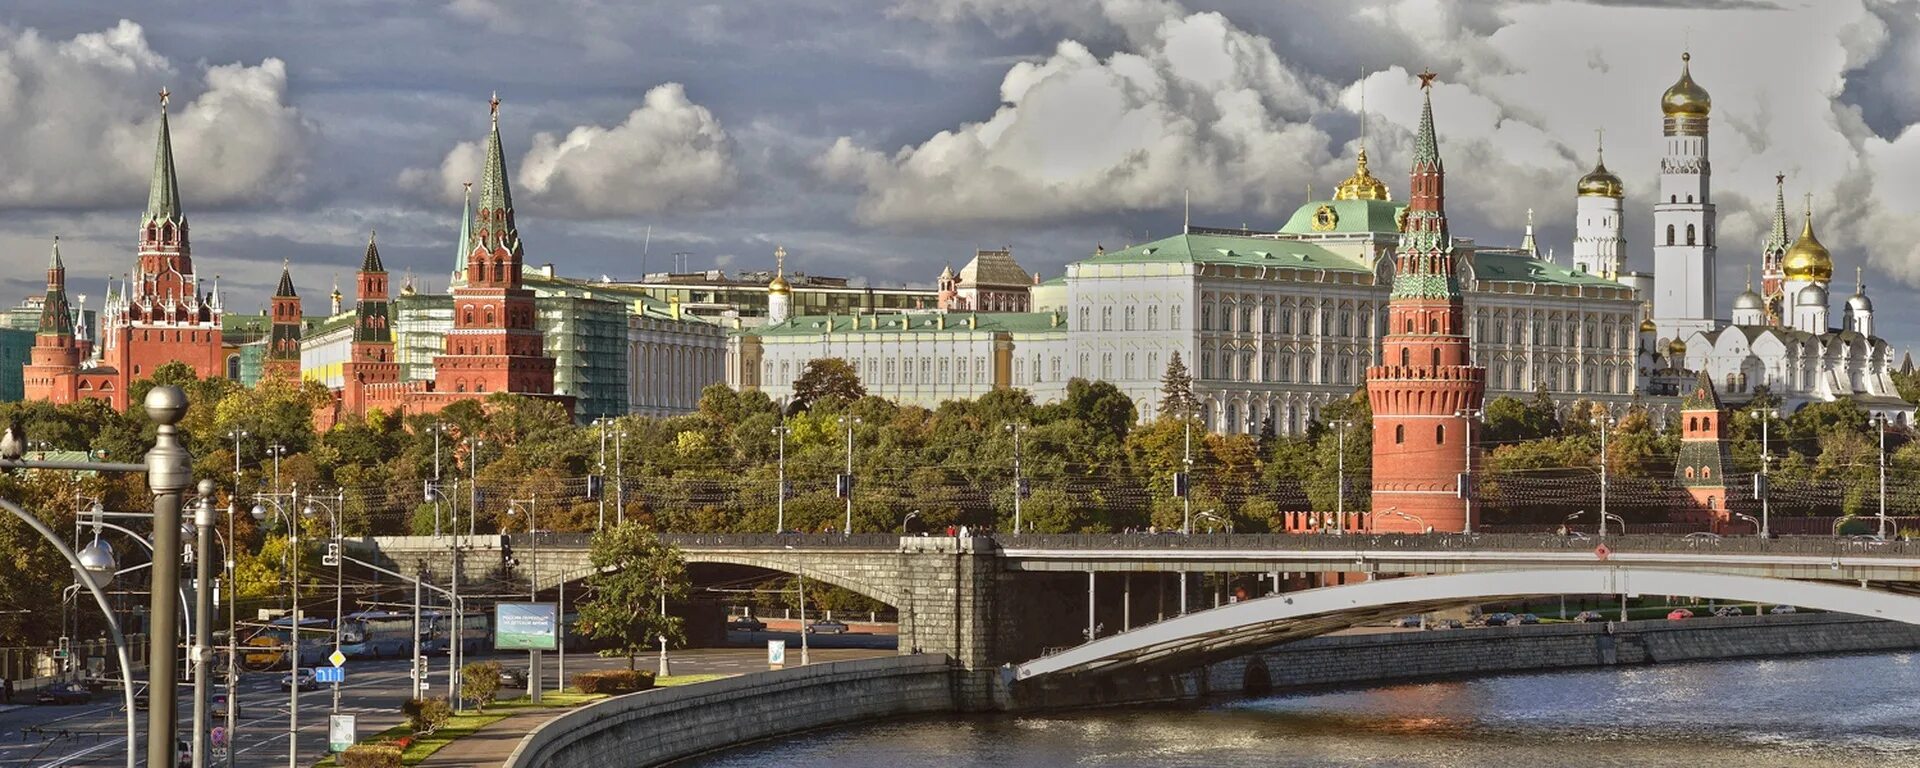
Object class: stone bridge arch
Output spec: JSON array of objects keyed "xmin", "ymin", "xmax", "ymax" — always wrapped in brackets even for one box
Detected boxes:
[
  {"xmin": 1015, "ymin": 567, "xmax": 1920, "ymax": 681},
  {"xmin": 681, "ymin": 552, "xmax": 905, "ymax": 608}
]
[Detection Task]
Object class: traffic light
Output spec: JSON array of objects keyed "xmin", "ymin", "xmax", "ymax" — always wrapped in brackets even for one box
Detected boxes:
[
  {"xmin": 1753, "ymin": 474, "xmax": 1769, "ymax": 497},
  {"xmin": 322, "ymin": 541, "xmax": 341, "ymax": 567},
  {"xmin": 502, "ymin": 540, "xmax": 516, "ymax": 566},
  {"xmin": 1456, "ymin": 472, "xmax": 1474, "ymax": 500},
  {"xmin": 1172, "ymin": 472, "xmax": 1190, "ymax": 499},
  {"xmin": 835, "ymin": 473, "xmax": 854, "ymax": 499},
  {"xmin": 1016, "ymin": 478, "xmax": 1031, "ymax": 499}
]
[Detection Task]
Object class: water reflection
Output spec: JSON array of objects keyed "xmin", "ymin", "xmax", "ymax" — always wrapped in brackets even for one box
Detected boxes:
[{"xmin": 690, "ymin": 653, "xmax": 1920, "ymax": 767}]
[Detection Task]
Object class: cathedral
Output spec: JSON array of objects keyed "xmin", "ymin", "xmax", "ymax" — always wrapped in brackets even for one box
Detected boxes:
[{"xmin": 26, "ymin": 92, "xmax": 227, "ymax": 409}]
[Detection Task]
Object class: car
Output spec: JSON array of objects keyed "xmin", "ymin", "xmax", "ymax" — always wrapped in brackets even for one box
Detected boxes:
[
  {"xmin": 1667, "ymin": 608, "xmax": 1695, "ymax": 621},
  {"xmin": 212, "ymin": 692, "xmax": 239, "ymax": 718},
  {"xmin": 279, "ymin": 668, "xmax": 319, "ymax": 692},
  {"xmin": 1683, "ymin": 532, "xmax": 1722, "ymax": 543},
  {"xmin": 805, "ymin": 619, "xmax": 849, "ymax": 635},
  {"xmin": 728, "ymin": 616, "xmax": 768, "ymax": 632},
  {"xmin": 1516, "ymin": 613, "xmax": 1541, "ymax": 625},
  {"xmin": 1574, "ymin": 611, "xmax": 1606, "ymax": 623},
  {"xmin": 1770, "ymin": 605, "xmax": 1798, "ymax": 615},
  {"xmin": 1482, "ymin": 613, "xmax": 1515, "ymax": 627},
  {"xmin": 36, "ymin": 682, "xmax": 91, "ymax": 705},
  {"xmin": 1394, "ymin": 616, "xmax": 1422, "ymax": 628},
  {"xmin": 1712, "ymin": 606, "xmax": 1745, "ymax": 618},
  {"xmin": 1424, "ymin": 619, "xmax": 1463, "ymax": 630},
  {"xmin": 176, "ymin": 738, "xmax": 190, "ymax": 768},
  {"xmin": 499, "ymin": 666, "xmax": 527, "ymax": 689}
]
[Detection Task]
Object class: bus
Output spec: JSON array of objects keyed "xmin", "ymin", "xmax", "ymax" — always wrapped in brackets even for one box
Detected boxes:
[
  {"xmin": 340, "ymin": 610, "xmax": 417, "ymax": 659},
  {"xmin": 421, "ymin": 611, "xmax": 490, "ymax": 656},
  {"xmin": 239, "ymin": 617, "xmax": 331, "ymax": 671}
]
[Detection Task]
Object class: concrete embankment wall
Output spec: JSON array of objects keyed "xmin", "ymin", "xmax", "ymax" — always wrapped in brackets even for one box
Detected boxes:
[
  {"xmin": 1015, "ymin": 613, "xmax": 1920, "ymax": 708},
  {"xmin": 505, "ymin": 654, "xmax": 956, "ymax": 768}
]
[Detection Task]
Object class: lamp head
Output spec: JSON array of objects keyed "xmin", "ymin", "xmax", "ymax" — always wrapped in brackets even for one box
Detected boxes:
[
  {"xmin": 77, "ymin": 538, "xmax": 117, "ymax": 583},
  {"xmin": 250, "ymin": 503, "xmax": 267, "ymax": 521}
]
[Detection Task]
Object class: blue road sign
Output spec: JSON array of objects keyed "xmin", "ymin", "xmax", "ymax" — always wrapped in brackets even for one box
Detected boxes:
[{"xmin": 314, "ymin": 666, "xmax": 345, "ymax": 684}]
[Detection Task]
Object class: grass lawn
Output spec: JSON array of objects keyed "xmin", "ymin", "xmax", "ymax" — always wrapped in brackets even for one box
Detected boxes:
[
  {"xmin": 312, "ymin": 691, "xmax": 607, "ymax": 767},
  {"xmin": 658, "ymin": 673, "xmax": 728, "ymax": 687}
]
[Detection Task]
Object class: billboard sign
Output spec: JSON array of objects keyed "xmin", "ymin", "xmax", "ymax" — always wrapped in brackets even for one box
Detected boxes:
[
  {"xmin": 329, "ymin": 715, "xmax": 356, "ymax": 753},
  {"xmin": 495, "ymin": 603, "xmax": 558, "ymax": 651}
]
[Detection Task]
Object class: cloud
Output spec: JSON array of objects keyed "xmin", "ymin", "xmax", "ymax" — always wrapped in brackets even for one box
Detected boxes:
[
  {"xmin": 0, "ymin": 19, "xmax": 306, "ymax": 211},
  {"xmin": 817, "ymin": 7, "xmax": 1335, "ymax": 228},
  {"xmin": 401, "ymin": 83, "xmax": 737, "ymax": 219}
]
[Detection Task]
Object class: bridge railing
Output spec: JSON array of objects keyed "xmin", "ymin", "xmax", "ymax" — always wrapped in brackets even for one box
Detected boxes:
[
  {"xmin": 512, "ymin": 531, "xmax": 902, "ymax": 550},
  {"xmin": 988, "ymin": 532, "xmax": 1920, "ymax": 558}
]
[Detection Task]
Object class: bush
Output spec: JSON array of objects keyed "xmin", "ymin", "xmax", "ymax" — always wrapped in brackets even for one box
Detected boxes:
[
  {"xmin": 461, "ymin": 661, "xmax": 503, "ymax": 710},
  {"xmin": 573, "ymin": 669, "xmax": 655, "ymax": 695},
  {"xmin": 401, "ymin": 697, "xmax": 452, "ymax": 735},
  {"xmin": 340, "ymin": 743, "xmax": 403, "ymax": 768}
]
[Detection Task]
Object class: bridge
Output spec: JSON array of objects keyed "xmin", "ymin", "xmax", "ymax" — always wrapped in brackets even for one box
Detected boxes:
[{"xmin": 349, "ymin": 532, "xmax": 1920, "ymax": 708}]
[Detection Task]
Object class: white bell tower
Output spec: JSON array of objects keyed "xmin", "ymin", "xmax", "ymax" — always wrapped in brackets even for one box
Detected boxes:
[{"xmin": 1651, "ymin": 52, "xmax": 1716, "ymax": 338}]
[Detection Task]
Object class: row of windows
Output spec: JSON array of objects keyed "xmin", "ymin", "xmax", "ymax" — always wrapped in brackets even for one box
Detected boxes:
[
  {"xmin": 1391, "ymin": 424, "xmax": 1446, "ymax": 445},
  {"xmin": 1081, "ymin": 304, "xmax": 1182, "ymax": 332}
]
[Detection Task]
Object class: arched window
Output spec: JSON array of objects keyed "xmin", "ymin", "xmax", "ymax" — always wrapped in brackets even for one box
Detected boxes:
[
  {"xmin": 1703, "ymin": 417, "xmax": 1712, "ymax": 430},
  {"xmin": 1686, "ymin": 224, "xmax": 1696, "ymax": 245},
  {"xmin": 1666, "ymin": 225, "xmax": 1675, "ymax": 246},
  {"xmin": 1436, "ymin": 424, "xmax": 1446, "ymax": 444},
  {"xmin": 1400, "ymin": 348, "xmax": 1410, "ymax": 367},
  {"xmin": 1431, "ymin": 348, "xmax": 1440, "ymax": 366},
  {"xmin": 1395, "ymin": 425, "xmax": 1405, "ymax": 444},
  {"xmin": 1689, "ymin": 417, "xmax": 1699, "ymax": 431},
  {"xmin": 1702, "ymin": 466, "xmax": 1712, "ymax": 479}
]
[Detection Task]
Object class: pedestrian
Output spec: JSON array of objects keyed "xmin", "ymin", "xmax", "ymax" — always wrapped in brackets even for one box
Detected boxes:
[{"xmin": 946, "ymin": 524, "xmax": 956, "ymax": 537}]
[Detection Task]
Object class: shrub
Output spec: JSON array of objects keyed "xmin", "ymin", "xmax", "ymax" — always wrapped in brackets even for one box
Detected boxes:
[
  {"xmin": 461, "ymin": 661, "xmax": 503, "ymax": 711},
  {"xmin": 573, "ymin": 669, "xmax": 655, "ymax": 695},
  {"xmin": 340, "ymin": 743, "xmax": 402, "ymax": 768},
  {"xmin": 401, "ymin": 697, "xmax": 452, "ymax": 735}
]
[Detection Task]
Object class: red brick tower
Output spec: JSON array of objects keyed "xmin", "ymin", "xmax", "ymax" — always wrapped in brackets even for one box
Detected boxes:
[
  {"xmin": 432, "ymin": 96, "xmax": 557, "ymax": 398},
  {"xmin": 1673, "ymin": 372, "xmax": 1733, "ymax": 531},
  {"xmin": 106, "ymin": 89, "xmax": 225, "ymax": 396},
  {"xmin": 264, "ymin": 262, "xmax": 302, "ymax": 380},
  {"xmin": 24, "ymin": 238, "xmax": 81, "ymax": 401},
  {"xmin": 341, "ymin": 231, "xmax": 401, "ymax": 415},
  {"xmin": 1367, "ymin": 72, "xmax": 1486, "ymax": 534}
]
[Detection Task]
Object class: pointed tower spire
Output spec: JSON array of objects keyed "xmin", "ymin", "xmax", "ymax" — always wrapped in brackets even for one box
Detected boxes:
[
  {"xmin": 39, "ymin": 237, "xmax": 73, "ymax": 338},
  {"xmin": 362, "ymin": 229, "xmax": 385, "ymax": 273},
  {"xmin": 1522, "ymin": 208, "xmax": 1538, "ymax": 256},
  {"xmin": 474, "ymin": 93, "xmax": 522, "ymax": 260},
  {"xmin": 1764, "ymin": 172, "xmax": 1789, "ymax": 255},
  {"xmin": 145, "ymin": 88, "xmax": 183, "ymax": 226},
  {"xmin": 1392, "ymin": 69, "xmax": 1454, "ymax": 298},
  {"xmin": 454, "ymin": 181, "xmax": 474, "ymax": 283},
  {"xmin": 275, "ymin": 260, "xmax": 297, "ymax": 297}
]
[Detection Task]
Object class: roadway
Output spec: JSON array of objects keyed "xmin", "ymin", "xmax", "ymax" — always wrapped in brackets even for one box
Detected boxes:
[{"xmin": 0, "ymin": 631, "xmax": 892, "ymax": 767}]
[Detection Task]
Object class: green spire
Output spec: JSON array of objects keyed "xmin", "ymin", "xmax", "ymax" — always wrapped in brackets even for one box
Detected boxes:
[
  {"xmin": 145, "ymin": 88, "xmax": 184, "ymax": 225},
  {"xmin": 274, "ymin": 260, "xmax": 297, "ymax": 298},
  {"xmin": 48, "ymin": 234, "xmax": 64, "ymax": 271},
  {"xmin": 1412, "ymin": 72, "xmax": 1441, "ymax": 171},
  {"xmin": 39, "ymin": 237, "xmax": 73, "ymax": 337},
  {"xmin": 1763, "ymin": 172, "xmax": 1789, "ymax": 256},
  {"xmin": 362, "ymin": 229, "xmax": 385, "ymax": 273},
  {"xmin": 473, "ymin": 93, "xmax": 522, "ymax": 257}
]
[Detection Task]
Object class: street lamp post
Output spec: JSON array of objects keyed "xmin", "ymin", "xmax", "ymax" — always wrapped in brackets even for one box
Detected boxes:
[
  {"xmin": 596, "ymin": 418, "xmax": 608, "ymax": 528},
  {"xmin": 191, "ymin": 480, "xmax": 218, "ymax": 768},
  {"xmin": 303, "ymin": 493, "xmax": 344, "ymax": 718},
  {"xmin": 508, "ymin": 496, "xmax": 539, "ymax": 702},
  {"xmin": 1455, "ymin": 408, "xmax": 1481, "ymax": 534},
  {"xmin": 267, "ymin": 443, "xmax": 289, "ymax": 495},
  {"xmin": 1751, "ymin": 409, "xmax": 1773, "ymax": 538},
  {"xmin": 900, "ymin": 510, "xmax": 920, "ymax": 533},
  {"xmin": 1182, "ymin": 404, "xmax": 1194, "ymax": 535},
  {"xmin": 772, "ymin": 416, "xmax": 790, "ymax": 533},
  {"xmin": 144, "ymin": 387, "xmax": 194, "ymax": 768},
  {"xmin": 615, "ymin": 428, "xmax": 627, "ymax": 525},
  {"xmin": 251, "ymin": 489, "xmax": 302, "ymax": 768},
  {"xmin": 1594, "ymin": 413, "xmax": 1614, "ymax": 537},
  {"xmin": 1875, "ymin": 413, "xmax": 1890, "ymax": 540},
  {"xmin": 1007, "ymin": 423, "xmax": 1027, "ymax": 533},
  {"xmin": 1331, "ymin": 419, "xmax": 1351, "ymax": 535},
  {"xmin": 839, "ymin": 416, "xmax": 860, "ymax": 535}
]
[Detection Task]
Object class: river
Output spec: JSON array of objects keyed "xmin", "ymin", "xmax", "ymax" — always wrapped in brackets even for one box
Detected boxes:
[{"xmin": 687, "ymin": 652, "xmax": 1920, "ymax": 767}]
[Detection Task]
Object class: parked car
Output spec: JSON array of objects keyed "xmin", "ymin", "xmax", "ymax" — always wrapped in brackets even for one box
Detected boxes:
[
  {"xmin": 1683, "ymin": 532, "xmax": 1723, "ymax": 543},
  {"xmin": 1712, "ymin": 606, "xmax": 1745, "ymax": 618},
  {"xmin": 1573, "ymin": 611, "xmax": 1606, "ymax": 623},
  {"xmin": 1667, "ymin": 608, "xmax": 1695, "ymax": 621},
  {"xmin": 212, "ymin": 692, "xmax": 238, "ymax": 718},
  {"xmin": 1770, "ymin": 605, "xmax": 1798, "ymax": 615},
  {"xmin": 1516, "ymin": 613, "xmax": 1541, "ymax": 625},
  {"xmin": 499, "ymin": 666, "xmax": 526, "ymax": 689},
  {"xmin": 805, "ymin": 619, "xmax": 850, "ymax": 635},
  {"xmin": 36, "ymin": 682, "xmax": 91, "ymax": 705},
  {"xmin": 1394, "ymin": 616, "xmax": 1422, "ymax": 628},
  {"xmin": 279, "ymin": 668, "xmax": 319, "ymax": 692},
  {"xmin": 1426, "ymin": 619, "xmax": 1464, "ymax": 630},
  {"xmin": 728, "ymin": 616, "xmax": 768, "ymax": 632},
  {"xmin": 1482, "ymin": 612, "xmax": 1515, "ymax": 627}
]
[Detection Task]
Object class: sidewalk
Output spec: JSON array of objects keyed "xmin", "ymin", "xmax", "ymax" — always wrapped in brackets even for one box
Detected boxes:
[{"xmin": 416, "ymin": 708, "xmax": 563, "ymax": 768}]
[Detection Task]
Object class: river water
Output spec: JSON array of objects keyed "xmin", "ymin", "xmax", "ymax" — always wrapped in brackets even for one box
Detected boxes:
[{"xmin": 688, "ymin": 652, "xmax": 1920, "ymax": 767}]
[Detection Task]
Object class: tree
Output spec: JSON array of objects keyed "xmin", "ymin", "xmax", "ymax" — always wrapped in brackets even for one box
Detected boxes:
[
  {"xmin": 1158, "ymin": 352, "xmax": 1196, "ymax": 420},
  {"xmin": 789, "ymin": 358, "xmax": 866, "ymax": 412},
  {"xmin": 576, "ymin": 522, "xmax": 688, "ymax": 670},
  {"xmin": 461, "ymin": 661, "xmax": 503, "ymax": 710}
]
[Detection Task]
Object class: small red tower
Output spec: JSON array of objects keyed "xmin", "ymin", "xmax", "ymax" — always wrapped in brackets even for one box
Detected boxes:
[
  {"xmin": 1672, "ymin": 372, "xmax": 1734, "ymax": 531},
  {"xmin": 24, "ymin": 238, "xmax": 81, "ymax": 402},
  {"xmin": 341, "ymin": 231, "xmax": 400, "ymax": 415},
  {"xmin": 264, "ymin": 262, "xmax": 302, "ymax": 380},
  {"xmin": 1367, "ymin": 72, "xmax": 1487, "ymax": 534}
]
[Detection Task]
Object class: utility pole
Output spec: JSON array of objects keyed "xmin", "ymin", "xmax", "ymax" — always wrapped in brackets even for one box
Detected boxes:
[
  {"xmin": 509, "ymin": 496, "xmax": 539, "ymax": 702},
  {"xmin": 1456, "ymin": 407, "xmax": 1482, "ymax": 534},
  {"xmin": 1332, "ymin": 419, "xmax": 1350, "ymax": 535},
  {"xmin": 228, "ymin": 429, "xmax": 247, "ymax": 490},
  {"xmin": 596, "ymin": 419, "xmax": 608, "ymax": 528},
  {"xmin": 225, "ymin": 497, "xmax": 238, "ymax": 768},
  {"xmin": 1752, "ymin": 409, "xmax": 1772, "ymax": 538},
  {"xmin": 191, "ymin": 481, "xmax": 215, "ymax": 768},
  {"xmin": 268, "ymin": 443, "xmax": 288, "ymax": 495},
  {"xmin": 1877, "ymin": 413, "xmax": 1890, "ymax": 539},
  {"xmin": 1597, "ymin": 414, "xmax": 1611, "ymax": 539},
  {"xmin": 840, "ymin": 416, "xmax": 860, "ymax": 535},
  {"xmin": 615, "ymin": 428, "xmax": 626, "ymax": 525},
  {"xmin": 143, "ymin": 387, "xmax": 192, "ymax": 768},
  {"xmin": 772, "ymin": 416, "xmax": 790, "ymax": 533},
  {"xmin": 1182, "ymin": 402, "xmax": 1194, "ymax": 535}
]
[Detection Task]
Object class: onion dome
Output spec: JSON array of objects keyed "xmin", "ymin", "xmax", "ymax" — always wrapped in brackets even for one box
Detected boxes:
[
  {"xmin": 1796, "ymin": 282, "xmax": 1828, "ymax": 307},
  {"xmin": 768, "ymin": 245, "xmax": 791, "ymax": 294},
  {"xmin": 1732, "ymin": 288, "xmax": 1764, "ymax": 312},
  {"xmin": 1781, "ymin": 207, "xmax": 1833, "ymax": 283},
  {"xmin": 1639, "ymin": 317, "xmax": 1658, "ymax": 334},
  {"xmin": 1334, "ymin": 148, "xmax": 1390, "ymax": 201},
  {"xmin": 1848, "ymin": 267, "xmax": 1872, "ymax": 312},
  {"xmin": 1577, "ymin": 162, "xmax": 1623, "ymax": 198},
  {"xmin": 1667, "ymin": 337, "xmax": 1687, "ymax": 357},
  {"xmin": 1661, "ymin": 52, "xmax": 1711, "ymax": 117}
]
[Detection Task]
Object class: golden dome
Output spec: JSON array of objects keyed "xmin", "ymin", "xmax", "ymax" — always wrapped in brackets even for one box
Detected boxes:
[
  {"xmin": 768, "ymin": 245, "xmax": 792, "ymax": 294},
  {"xmin": 1667, "ymin": 337, "xmax": 1687, "ymax": 356},
  {"xmin": 1781, "ymin": 211, "xmax": 1833, "ymax": 282},
  {"xmin": 1577, "ymin": 161, "xmax": 1623, "ymax": 198},
  {"xmin": 1334, "ymin": 148, "xmax": 1390, "ymax": 201},
  {"xmin": 1661, "ymin": 52, "xmax": 1711, "ymax": 117},
  {"xmin": 767, "ymin": 273, "xmax": 790, "ymax": 294},
  {"xmin": 1639, "ymin": 317, "xmax": 1658, "ymax": 333}
]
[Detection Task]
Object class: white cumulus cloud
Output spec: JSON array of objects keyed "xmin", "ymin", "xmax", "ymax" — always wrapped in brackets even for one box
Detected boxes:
[
  {"xmin": 0, "ymin": 20, "xmax": 306, "ymax": 210},
  {"xmin": 402, "ymin": 83, "xmax": 737, "ymax": 219}
]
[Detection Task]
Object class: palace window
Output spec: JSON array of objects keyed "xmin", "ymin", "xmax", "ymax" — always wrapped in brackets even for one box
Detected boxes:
[
  {"xmin": 1395, "ymin": 424, "xmax": 1405, "ymax": 444},
  {"xmin": 1436, "ymin": 424, "xmax": 1446, "ymax": 444}
]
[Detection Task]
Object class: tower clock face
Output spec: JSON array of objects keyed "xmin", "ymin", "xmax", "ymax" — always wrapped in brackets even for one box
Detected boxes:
[{"xmin": 1312, "ymin": 205, "xmax": 1339, "ymax": 231}]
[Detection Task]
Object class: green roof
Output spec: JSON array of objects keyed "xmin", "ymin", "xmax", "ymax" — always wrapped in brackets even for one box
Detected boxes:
[
  {"xmin": 1079, "ymin": 232, "xmax": 1369, "ymax": 273},
  {"xmin": 749, "ymin": 312, "xmax": 1065, "ymax": 337},
  {"xmin": 1471, "ymin": 251, "xmax": 1625, "ymax": 288},
  {"xmin": 1278, "ymin": 199, "xmax": 1405, "ymax": 235}
]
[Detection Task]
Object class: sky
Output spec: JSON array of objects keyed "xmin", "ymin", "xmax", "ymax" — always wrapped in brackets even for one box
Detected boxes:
[{"xmin": 4, "ymin": 0, "xmax": 1920, "ymax": 347}]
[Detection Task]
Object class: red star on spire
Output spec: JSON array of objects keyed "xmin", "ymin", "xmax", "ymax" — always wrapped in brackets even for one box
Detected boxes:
[{"xmin": 1417, "ymin": 70, "xmax": 1438, "ymax": 90}]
